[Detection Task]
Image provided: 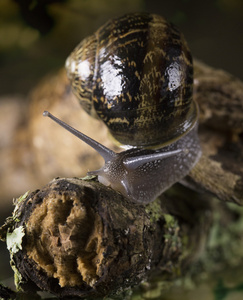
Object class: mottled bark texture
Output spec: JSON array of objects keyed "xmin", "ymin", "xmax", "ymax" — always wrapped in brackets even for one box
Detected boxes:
[
  {"xmin": 0, "ymin": 177, "xmax": 211, "ymax": 298},
  {"xmin": 185, "ymin": 60, "xmax": 243, "ymax": 205}
]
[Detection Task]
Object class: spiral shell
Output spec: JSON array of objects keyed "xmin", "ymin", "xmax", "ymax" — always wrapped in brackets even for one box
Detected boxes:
[{"xmin": 65, "ymin": 13, "xmax": 197, "ymax": 147}]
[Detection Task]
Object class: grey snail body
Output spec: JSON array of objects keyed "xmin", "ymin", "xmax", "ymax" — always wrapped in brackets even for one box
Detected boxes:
[
  {"xmin": 43, "ymin": 111, "xmax": 201, "ymax": 204},
  {"xmin": 43, "ymin": 13, "xmax": 201, "ymax": 204}
]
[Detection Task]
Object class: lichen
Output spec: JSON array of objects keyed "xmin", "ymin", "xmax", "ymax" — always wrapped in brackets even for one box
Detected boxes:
[
  {"xmin": 0, "ymin": 191, "xmax": 29, "ymax": 241},
  {"xmin": 12, "ymin": 191, "xmax": 30, "ymax": 217},
  {"xmin": 6, "ymin": 226, "xmax": 25, "ymax": 254},
  {"xmin": 5, "ymin": 226, "xmax": 26, "ymax": 291},
  {"xmin": 11, "ymin": 260, "xmax": 24, "ymax": 291}
]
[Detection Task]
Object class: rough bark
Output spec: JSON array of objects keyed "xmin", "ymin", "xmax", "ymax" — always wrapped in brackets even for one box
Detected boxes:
[{"xmin": 0, "ymin": 177, "xmax": 212, "ymax": 299}]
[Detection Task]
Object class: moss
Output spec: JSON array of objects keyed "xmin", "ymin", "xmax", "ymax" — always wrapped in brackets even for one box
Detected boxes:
[
  {"xmin": 164, "ymin": 214, "xmax": 180, "ymax": 247},
  {"xmin": 201, "ymin": 202, "xmax": 243, "ymax": 269},
  {"xmin": 164, "ymin": 214, "xmax": 177, "ymax": 228},
  {"xmin": 145, "ymin": 197, "xmax": 164, "ymax": 224}
]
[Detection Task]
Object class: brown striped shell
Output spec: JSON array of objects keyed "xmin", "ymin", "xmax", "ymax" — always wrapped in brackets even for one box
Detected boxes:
[{"xmin": 65, "ymin": 13, "xmax": 197, "ymax": 147}]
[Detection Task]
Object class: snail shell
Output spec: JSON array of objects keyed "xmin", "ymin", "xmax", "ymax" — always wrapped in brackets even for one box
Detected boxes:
[{"xmin": 65, "ymin": 12, "xmax": 197, "ymax": 147}]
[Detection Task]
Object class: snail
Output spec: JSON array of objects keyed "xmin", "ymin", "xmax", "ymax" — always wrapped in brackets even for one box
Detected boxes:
[{"xmin": 43, "ymin": 12, "xmax": 201, "ymax": 204}]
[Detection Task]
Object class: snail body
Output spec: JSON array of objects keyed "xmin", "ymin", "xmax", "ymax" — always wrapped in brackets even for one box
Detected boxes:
[
  {"xmin": 43, "ymin": 13, "xmax": 201, "ymax": 204},
  {"xmin": 43, "ymin": 111, "xmax": 201, "ymax": 204}
]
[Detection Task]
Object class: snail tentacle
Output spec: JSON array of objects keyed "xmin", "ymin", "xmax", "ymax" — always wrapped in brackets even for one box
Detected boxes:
[
  {"xmin": 43, "ymin": 111, "xmax": 115, "ymax": 162},
  {"xmin": 123, "ymin": 149, "xmax": 182, "ymax": 170}
]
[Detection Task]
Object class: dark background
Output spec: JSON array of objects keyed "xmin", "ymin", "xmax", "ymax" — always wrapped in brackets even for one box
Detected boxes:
[{"xmin": 0, "ymin": 0, "xmax": 243, "ymax": 97}]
